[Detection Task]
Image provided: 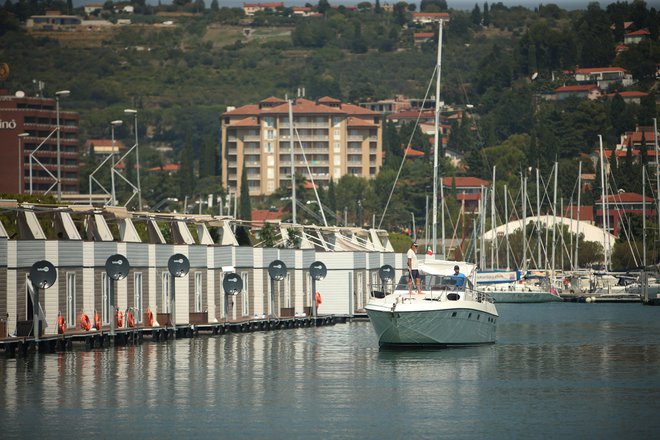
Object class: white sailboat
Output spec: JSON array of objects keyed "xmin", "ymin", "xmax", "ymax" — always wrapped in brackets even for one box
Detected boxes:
[{"xmin": 365, "ymin": 19, "xmax": 498, "ymax": 347}]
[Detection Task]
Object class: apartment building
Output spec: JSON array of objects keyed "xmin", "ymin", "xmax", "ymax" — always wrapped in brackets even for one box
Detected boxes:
[
  {"xmin": 0, "ymin": 90, "xmax": 79, "ymax": 194},
  {"xmin": 221, "ymin": 96, "xmax": 383, "ymax": 196}
]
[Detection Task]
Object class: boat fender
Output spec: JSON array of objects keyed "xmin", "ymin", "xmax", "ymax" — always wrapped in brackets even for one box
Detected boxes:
[
  {"xmin": 58, "ymin": 312, "xmax": 66, "ymax": 334},
  {"xmin": 94, "ymin": 310, "xmax": 101, "ymax": 330},
  {"xmin": 117, "ymin": 310, "xmax": 124, "ymax": 328},
  {"xmin": 147, "ymin": 308, "xmax": 154, "ymax": 327},
  {"xmin": 127, "ymin": 310, "xmax": 135, "ymax": 328},
  {"xmin": 81, "ymin": 313, "xmax": 91, "ymax": 331}
]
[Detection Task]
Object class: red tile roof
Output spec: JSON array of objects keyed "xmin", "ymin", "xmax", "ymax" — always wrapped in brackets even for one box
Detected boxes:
[
  {"xmin": 412, "ymin": 12, "xmax": 450, "ymax": 18},
  {"xmin": 147, "ymin": 163, "xmax": 180, "ymax": 172},
  {"xmin": 346, "ymin": 116, "xmax": 379, "ymax": 127},
  {"xmin": 414, "ymin": 32, "xmax": 434, "ymax": 38},
  {"xmin": 625, "ymin": 28, "xmax": 650, "ymax": 36},
  {"xmin": 575, "ymin": 67, "xmax": 625, "ymax": 74},
  {"xmin": 318, "ymin": 96, "xmax": 341, "ymax": 103},
  {"xmin": 261, "ymin": 96, "xmax": 286, "ymax": 104},
  {"xmin": 555, "ymin": 84, "xmax": 600, "ymax": 93},
  {"xmin": 606, "ymin": 91, "xmax": 648, "ymax": 98},
  {"xmin": 228, "ymin": 116, "xmax": 259, "ymax": 127},
  {"xmin": 563, "ymin": 205, "xmax": 595, "ymax": 222},
  {"xmin": 597, "ymin": 192, "xmax": 654, "ymax": 203},
  {"xmin": 442, "ymin": 176, "xmax": 490, "ymax": 187},
  {"xmin": 404, "ymin": 146, "xmax": 424, "ymax": 157},
  {"xmin": 251, "ymin": 208, "xmax": 285, "ymax": 224},
  {"xmin": 224, "ymin": 97, "xmax": 379, "ymax": 117}
]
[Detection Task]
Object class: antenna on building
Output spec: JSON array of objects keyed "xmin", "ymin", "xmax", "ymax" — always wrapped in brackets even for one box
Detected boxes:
[{"xmin": 32, "ymin": 79, "xmax": 45, "ymax": 97}]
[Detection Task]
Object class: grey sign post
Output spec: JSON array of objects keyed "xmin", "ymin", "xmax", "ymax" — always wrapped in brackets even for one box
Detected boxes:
[
  {"xmin": 29, "ymin": 260, "xmax": 57, "ymax": 341},
  {"xmin": 267, "ymin": 260, "xmax": 287, "ymax": 319},
  {"xmin": 222, "ymin": 272, "xmax": 243, "ymax": 321},
  {"xmin": 167, "ymin": 254, "xmax": 190, "ymax": 330},
  {"xmin": 105, "ymin": 254, "xmax": 130, "ymax": 336},
  {"xmin": 309, "ymin": 261, "xmax": 327, "ymax": 319},
  {"xmin": 379, "ymin": 264, "xmax": 395, "ymax": 293}
]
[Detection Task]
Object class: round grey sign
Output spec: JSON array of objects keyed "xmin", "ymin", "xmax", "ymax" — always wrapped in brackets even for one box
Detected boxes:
[
  {"xmin": 105, "ymin": 254, "xmax": 130, "ymax": 280},
  {"xmin": 379, "ymin": 264, "xmax": 395, "ymax": 283},
  {"xmin": 223, "ymin": 272, "xmax": 243, "ymax": 295},
  {"xmin": 29, "ymin": 260, "xmax": 57, "ymax": 289},
  {"xmin": 168, "ymin": 253, "xmax": 190, "ymax": 278},
  {"xmin": 268, "ymin": 260, "xmax": 287, "ymax": 281},
  {"xmin": 309, "ymin": 261, "xmax": 327, "ymax": 281}
]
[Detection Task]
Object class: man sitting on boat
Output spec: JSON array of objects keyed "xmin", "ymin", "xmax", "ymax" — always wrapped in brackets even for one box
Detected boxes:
[{"xmin": 452, "ymin": 265, "xmax": 466, "ymax": 287}]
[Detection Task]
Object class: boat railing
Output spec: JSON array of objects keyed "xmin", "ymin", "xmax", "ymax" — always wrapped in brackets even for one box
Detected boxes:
[{"xmin": 369, "ymin": 281, "xmax": 395, "ymax": 299}]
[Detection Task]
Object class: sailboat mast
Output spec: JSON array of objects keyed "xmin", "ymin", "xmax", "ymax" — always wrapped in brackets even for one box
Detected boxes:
[
  {"xmin": 575, "ymin": 161, "xmax": 582, "ymax": 269},
  {"xmin": 643, "ymin": 165, "xmax": 647, "ymax": 268},
  {"xmin": 491, "ymin": 166, "xmax": 496, "ymax": 269},
  {"xmin": 432, "ymin": 19, "xmax": 444, "ymax": 256},
  {"xmin": 598, "ymin": 135, "xmax": 609, "ymax": 271},
  {"xmin": 522, "ymin": 175, "xmax": 527, "ymax": 273},
  {"xmin": 289, "ymin": 99, "xmax": 296, "ymax": 224},
  {"xmin": 654, "ymin": 118, "xmax": 659, "ymax": 243},
  {"xmin": 552, "ymin": 162, "xmax": 558, "ymax": 276},
  {"xmin": 536, "ymin": 168, "xmax": 541, "ymax": 269},
  {"xmin": 505, "ymin": 183, "xmax": 510, "ymax": 269}
]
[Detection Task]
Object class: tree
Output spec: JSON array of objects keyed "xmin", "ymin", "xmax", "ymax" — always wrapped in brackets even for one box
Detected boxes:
[
  {"xmin": 483, "ymin": 1, "xmax": 490, "ymax": 26},
  {"xmin": 210, "ymin": 0, "xmax": 219, "ymax": 11},
  {"xmin": 471, "ymin": 3, "xmax": 481, "ymax": 26},
  {"xmin": 259, "ymin": 222, "xmax": 277, "ymax": 247},
  {"xmin": 317, "ymin": 0, "xmax": 330, "ymax": 14},
  {"xmin": 178, "ymin": 139, "xmax": 194, "ymax": 199},
  {"xmin": 239, "ymin": 164, "xmax": 251, "ymax": 221},
  {"xmin": 638, "ymin": 92, "xmax": 657, "ymax": 126},
  {"xmin": 420, "ymin": 0, "xmax": 447, "ymax": 12}
]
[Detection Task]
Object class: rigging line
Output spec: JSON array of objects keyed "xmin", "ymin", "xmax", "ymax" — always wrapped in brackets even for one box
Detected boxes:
[
  {"xmin": 293, "ymin": 125, "xmax": 328, "ymax": 227},
  {"xmin": 378, "ymin": 64, "xmax": 438, "ymax": 229},
  {"xmin": 607, "ymin": 168, "xmax": 641, "ymax": 267}
]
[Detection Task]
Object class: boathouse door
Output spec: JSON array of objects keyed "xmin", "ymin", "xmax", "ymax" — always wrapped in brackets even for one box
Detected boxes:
[
  {"xmin": 66, "ymin": 272, "xmax": 76, "ymax": 329},
  {"xmin": 134, "ymin": 272, "xmax": 143, "ymax": 324}
]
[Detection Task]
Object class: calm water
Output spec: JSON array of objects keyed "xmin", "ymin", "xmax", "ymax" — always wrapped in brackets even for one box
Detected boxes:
[{"xmin": 2, "ymin": 303, "xmax": 660, "ymax": 439}]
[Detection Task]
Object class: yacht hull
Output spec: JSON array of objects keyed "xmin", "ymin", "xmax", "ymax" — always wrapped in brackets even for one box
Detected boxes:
[{"xmin": 366, "ymin": 301, "xmax": 497, "ymax": 347}]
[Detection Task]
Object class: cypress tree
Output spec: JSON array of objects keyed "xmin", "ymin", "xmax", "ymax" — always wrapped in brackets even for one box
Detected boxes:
[{"xmin": 239, "ymin": 163, "xmax": 251, "ymax": 221}]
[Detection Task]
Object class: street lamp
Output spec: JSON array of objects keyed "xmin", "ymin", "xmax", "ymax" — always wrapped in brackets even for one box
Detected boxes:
[
  {"xmin": 124, "ymin": 108, "xmax": 142, "ymax": 210},
  {"xmin": 55, "ymin": 90, "xmax": 70, "ymax": 202},
  {"xmin": 17, "ymin": 133, "xmax": 29, "ymax": 194},
  {"xmin": 110, "ymin": 120, "xmax": 123, "ymax": 206}
]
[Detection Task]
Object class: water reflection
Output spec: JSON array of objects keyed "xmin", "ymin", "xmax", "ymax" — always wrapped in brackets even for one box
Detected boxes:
[{"xmin": 2, "ymin": 304, "xmax": 660, "ymax": 439}]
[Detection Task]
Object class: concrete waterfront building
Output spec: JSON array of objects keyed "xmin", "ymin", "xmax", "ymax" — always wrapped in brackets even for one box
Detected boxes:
[
  {"xmin": 0, "ymin": 89, "xmax": 79, "ymax": 195},
  {"xmin": 221, "ymin": 96, "xmax": 383, "ymax": 196}
]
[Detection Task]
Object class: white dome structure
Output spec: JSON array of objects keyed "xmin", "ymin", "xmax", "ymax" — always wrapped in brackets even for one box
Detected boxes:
[{"xmin": 483, "ymin": 215, "xmax": 616, "ymax": 252}]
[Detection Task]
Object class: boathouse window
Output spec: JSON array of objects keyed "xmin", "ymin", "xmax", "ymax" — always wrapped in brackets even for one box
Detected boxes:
[
  {"xmin": 284, "ymin": 273, "xmax": 292, "ymax": 309},
  {"xmin": 101, "ymin": 273, "xmax": 110, "ymax": 324},
  {"xmin": 241, "ymin": 272, "xmax": 249, "ymax": 316},
  {"xmin": 162, "ymin": 272, "xmax": 171, "ymax": 313},
  {"xmin": 356, "ymin": 272, "xmax": 364, "ymax": 311},
  {"xmin": 134, "ymin": 272, "xmax": 143, "ymax": 324},
  {"xmin": 66, "ymin": 272, "xmax": 76, "ymax": 329},
  {"xmin": 195, "ymin": 272, "xmax": 203, "ymax": 313}
]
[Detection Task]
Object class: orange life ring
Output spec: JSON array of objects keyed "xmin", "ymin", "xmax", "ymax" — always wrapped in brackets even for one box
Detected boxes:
[
  {"xmin": 94, "ymin": 311, "xmax": 101, "ymax": 330},
  {"xmin": 117, "ymin": 310, "xmax": 123, "ymax": 328},
  {"xmin": 58, "ymin": 313, "xmax": 66, "ymax": 334},
  {"xmin": 127, "ymin": 310, "xmax": 135, "ymax": 328},
  {"xmin": 81, "ymin": 314, "xmax": 91, "ymax": 331},
  {"xmin": 315, "ymin": 291, "xmax": 322, "ymax": 307},
  {"xmin": 147, "ymin": 308, "xmax": 154, "ymax": 327}
]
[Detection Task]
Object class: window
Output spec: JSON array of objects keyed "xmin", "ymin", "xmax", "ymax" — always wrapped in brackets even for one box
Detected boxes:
[
  {"xmin": 356, "ymin": 272, "xmax": 364, "ymax": 310},
  {"xmin": 332, "ymin": 117, "xmax": 342, "ymax": 127},
  {"xmin": 334, "ymin": 128, "xmax": 341, "ymax": 140},
  {"xmin": 241, "ymin": 272, "xmax": 249, "ymax": 316},
  {"xmin": 134, "ymin": 272, "xmax": 143, "ymax": 323},
  {"xmin": 263, "ymin": 117, "xmax": 274, "ymax": 127},
  {"xmin": 162, "ymin": 271, "xmax": 171, "ymax": 313},
  {"xmin": 101, "ymin": 273, "xmax": 110, "ymax": 324},
  {"xmin": 264, "ymin": 142, "xmax": 273, "ymax": 153},
  {"xmin": 195, "ymin": 272, "xmax": 203, "ymax": 313},
  {"xmin": 267, "ymin": 129, "xmax": 275, "ymax": 140},
  {"xmin": 66, "ymin": 272, "xmax": 76, "ymax": 329},
  {"xmin": 334, "ymin": 142, "xmax": 340, "ymax": 153},
  {"xmin": 285, "ymin": 273, "xmax": 292, "ymax": 308}
]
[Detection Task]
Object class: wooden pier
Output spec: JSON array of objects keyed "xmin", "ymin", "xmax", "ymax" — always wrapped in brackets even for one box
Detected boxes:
[{"xmin": 0, "ymin": 315, "xmax": 346, "ymax": 358}]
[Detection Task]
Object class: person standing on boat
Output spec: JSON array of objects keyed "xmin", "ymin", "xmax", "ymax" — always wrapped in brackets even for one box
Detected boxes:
[
  {"xmin": 453, "ymin": 265, "xmax": 466, "ymax": 287},
  {"xmin": 407, "ymin": 242, "xmax": 422, "ymax": 295}
]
